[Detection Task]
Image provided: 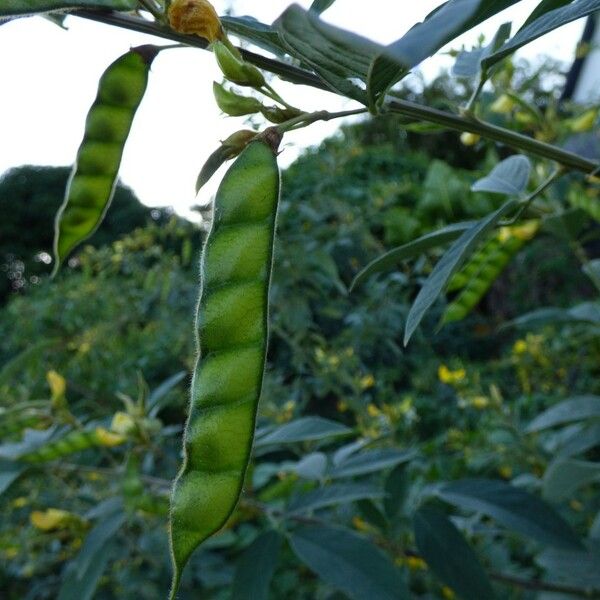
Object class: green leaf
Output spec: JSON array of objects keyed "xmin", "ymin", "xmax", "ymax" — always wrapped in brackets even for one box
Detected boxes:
[
  {"xmin": 147, "ymin": 370, "xmax": 187, "ymax": 417},
  {"xmin": 452, "ymin": 22, "xmax": 512, "ymax": 79},
  {"xmin": 536, "ymin": 547, "xmax": 600, "ymax": 587},
  {"xmin": 507, "ymin": 302, "xmax": 600, "ymax": 329},
  {"xmin": 520, "ymin": 0, "xmax": 574, "ymax": 29},
  {"xmin": 0, "ymin": 460, "xmax": 25, "ymax": 496},
  {"xmin": 57, "ymin": 539, "xmax": 114, "ymax": 600},
  {"xmin": 384, "ymin": 464, "xmax": 410, "ymax": 521},
  {"xmin": 471, "ymin": 155, "xmax": 531, "ymax": 196},
  {"xmin": 557, "ymin": 423, "xmax": 600, "ymax": 458},
  {"xmin": 287, "ymin": 483, "xmax": 384, "ymax": 514},
  {"xmin": 543, "ymin": 459, "xmax": 600, "ymax": 503},
  {"xmin": 404, "ymin": 201, "xmax": 517, "ymax": 345},
  {"xmin": 231, "ymin": 531, "xmax": 282, "ymax": 600},
  {"xmin": 526, "ymin": 395, "xmax": 600, "ymax": 432},
  {"xmin": 350, "ymin": 222, "xmax": 473, "ymax": 291},
  {"xmin": 255, "ymin": 417, "xmax": 352, "ymax": 446},
  {"xmin": 75, "ymin": 511, "xmax": 126, "ymax": 579},
  {"xmin": 221, "ymin": 16, "xmax": 287, "ymax": 57},
  {"xmin": 0, "ymin": 0, "xmax": 136, "ymax": 16},
  {"xmin": 310, "ymin": 0, "xmax": 336, "ymax": 14},
  {"xmin": 414, "ymin": 506, "xmax": 496, "ymax": 600},
  {"xmin": 436, "ymin": 478, "xmax": 582, "ymax": 549},
  {"xmin": 484, "ymin": 0, "xmax": 600, "ymax": 69},
  {"xmin": 368, "ymin": 0, "xmax": 521, "ymax": 106},
  {"xmin": 293, "ymin": 452, "xmax": 328, "ymax": 480},
  {"xmin": 289, "ymin": 525, "xmax": 410, "ymax": 600},
  {"xmin": 329, "ymin": 448, "xmax": 416, "ymax": 479},
  {"xmin": 275, "ymin": 4, "xmax": 382, "ymax": 102}
]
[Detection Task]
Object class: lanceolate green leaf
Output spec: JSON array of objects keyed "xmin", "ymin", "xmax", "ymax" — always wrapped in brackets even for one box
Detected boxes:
[
  {"xmin": 275, "ymin": 4, "xmax": 382, "ymax": 102},
  {"xmin": 484, "ymin": 0, "xmax": 600, "ymax": 69},
  {"xmin": 0, "ymin": 0, "xmax": 136, "ymax": 16},
  {"xmin": 404, "ymin": 201, "xmax": 517, "ymax": 345},
  {"xmin": 350, "ymin": 222, "xmax": 474, "ymax": 291},
  {"xmin": 436, "ymin": 479, "xmax": 582, "ymax": 549},
  {"xmin": 414, "ymin": 506, "xmax": 496, "ymax": 600},
  {"xmin": 255, "ymin": 416, "xmax": 352, "ymax": 446},
  {"xmin": 471, "ymin": 155, "xmax": 532, "ymax": 196},
  {"xmin": 53, "ymin": 46, "xmax": 158, "ymax": 271},
  {"xmin": 221, "ymin": 16, "xmax": 287, "ymax": 57},
  {"xmin": 329, "ymin": 448, "xmax": 416, "ymax": 479},
  {"xmin": 287, "ymin": 483, "xmax": 384, "ymax": 514},
  {"xmin": 368, "ymin": 0, "xmax": 521, "ymax": 106},
  {"xmin": 290, "ymin": 525, "xmax": 410, "ymax": 600},
  {"xmin": 231, "ymin": 531, "xmax": 282, "ymax": 600},
  {"xmin": 543, "ymin": 459, "xmax": 600, "ymax": 502},
  {"xmin": 526, "ymin": 395, "xmax": 600, "ymax": 432},
  {"xmin": 0, "ymin": 460, "xmax": 25, "ymax": 497},
  {"xmin": 520, "ymin": 0, "xmax": 574, "ymax": 29}
]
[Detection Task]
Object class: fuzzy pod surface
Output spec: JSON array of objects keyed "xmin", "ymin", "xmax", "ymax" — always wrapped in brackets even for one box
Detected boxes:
[
  {"xmin": 169, "ymin": 136, "xmax": 281, "ymax": 595},
  {"xmin": 53, "ymin": 45, "xmax": 158, "ymax": 271}
]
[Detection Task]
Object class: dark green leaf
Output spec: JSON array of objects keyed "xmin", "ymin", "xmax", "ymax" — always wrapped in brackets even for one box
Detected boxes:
[
  {"xmin": 527, "ymin": 395, "xmax": 600, "ymax": 432},
  {"xmin": 357, "ymin": 499, "xmax": 389, "ymax": 531},
  {"xmin": 0, "ymin": 0, "xmax": 135, "ymax": 16},
  {"xmin": 484, "ymin": 0, "xmax": 600, "ymax": 69},
  {"xmin": 414, "ymin": 506, "xmax": 496, "ymax": 600},
  {"xmin": 452, "ymin": 22, "xmax": 511, "ymax": 79},
  {"xmin": 404, "ymin": 201, "xmax": 517, "ymax": 345},
  {"xmin": 557, "ymin": 423, "xmax": 600, "ymax": 458},
  {"xmin": 221, "ymin": 16, "xmax": 287, "ymax": 57},
  {"xmin": 75, "ymin": 511, "xmax": 126, "ymax": 579},
  {"xmin": 57, "ymin": 540, "xmax": 114, "ymax": 600},
  {"xmin": 543, "ymin": 459, "xmax": 600, "ymax": 502},
  {"xmin": 310, "ymin": 0, "xmax": 336, "ymax": 14},
  {"xmin": 537, "ymin": 547, "xmax": 600, "ymax": 587},
  {"xmin": 0, "ymin": 460, "xmax": 25, "ymax": 496},
  {"xmin": 521, "ymin": 0, "xmax": 574, "ymax": 28},
  {"xmin": 436, "ymin": 478, "xmax": 582, "ymax": 549},
  {"xmin": 471, "ymin": 155, "xmax": 531, "ymax": 196},
  {"xmin": 255, "ymin": 417, "xmax": 351, "ymax": 446},
  {"xmin": 329, "ymin": 448, "xmax": 416, "ymax": 479},
  {"xmin": 350, "ymin": 222, "xmax": 473, "ymax": 291},
  {"xmin": 368, "ymin": 0, "xmax": 521, "ymax": 106},
  {"xmin": 290, "ymin": 525, "xmax": 410, "ymax": 600},
  {"xmin": 288, "ymin": 483, "xmax": 384, "ymax": 514},
  {"xmin": 275, "ymin": 4, "xmax": 382, "ymax": 102},
  {"xmin": 384, "ymin": 464, "xmax": 410, "ymax": 521},
  {"xmin": 231, "ymin": 531, "xmax": 282, "ymax": 600}
]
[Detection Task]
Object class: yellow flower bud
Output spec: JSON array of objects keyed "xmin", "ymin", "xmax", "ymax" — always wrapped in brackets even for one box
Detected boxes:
[
  {"xmin": 360, "ymin": 374, "xmax": 375, "ymax": 390},
  {"xmin": 490, "ymin": 94, "xmax": 515, "ymax": 114},
  {"xmin": 94, "ymin": 427, "xmax": 127, "ymax": 447},
  {"xmin": 168, "ymin": 0, "xmax": 223, "ymax": 42},
  {"xmin": 30, "ymin": 508, "xmax": 72, "ymax": 531},
  {"xmin": 46, "ymin": 370, "xmax": 66, "ymax": 399},
  {"xmin": 460, "ymin": 132, "xmax": 480, "ymax": 146},
  {"xmin": 569, "ymin": 109, "xmax": 598, "ymax": 133},
  {"xmin": 110, "ymin": 411, "xmax": 136, "ymax": 435}
]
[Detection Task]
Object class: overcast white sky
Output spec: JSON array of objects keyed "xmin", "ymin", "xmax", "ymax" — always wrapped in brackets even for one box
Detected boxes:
[{"xmin": 0, "ymin": 1, "xmax": 584, "ymax": 215}]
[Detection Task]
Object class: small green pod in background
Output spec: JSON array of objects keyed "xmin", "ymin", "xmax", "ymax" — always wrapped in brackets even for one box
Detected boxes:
[
  {"xmin": 53, "ymin": 45, "xmax": 159, "ymax": 272},
  {"xmin": 169, "ymin": 133, "xmax": 281, "ymax": 598},
  {"xmin": 213, "ymin": 81, "xmax": 263, "ymax": 116}
]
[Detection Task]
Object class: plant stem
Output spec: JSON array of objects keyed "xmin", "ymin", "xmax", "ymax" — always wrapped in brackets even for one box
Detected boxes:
[
  {"xmin": 276, "ymin": 108, "xmax": 368, "ymax": 133},
  {"xmin": 72, "ymin": 9, "xmax": 599, "ymax": 176}
]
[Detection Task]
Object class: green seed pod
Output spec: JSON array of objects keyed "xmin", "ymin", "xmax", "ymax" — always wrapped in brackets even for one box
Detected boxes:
[
  {"xmin": 213, "ymin": 40, "xmax": 265, "ymax": 87},
  {"xmin": 213, "ymin": 81, "xmax": 263, "ymax": 116},
  {"xmin": 169, "ymin": 135, "xmax": 281, "ymax": 597},
  {"xmin": 53, "ymin": 45, "xmax": 159, "ymax": 272},
  {"xmin": 442, "ymin": 221, "xmax": 539, "ymax": 324},
  {"xmin": 260, "ymin": 105, "xmax": 303, "ymax": 124}
]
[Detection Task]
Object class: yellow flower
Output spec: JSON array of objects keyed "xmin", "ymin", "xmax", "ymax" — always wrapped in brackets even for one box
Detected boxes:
[
  {"xmin": 442, "ymin": 586, "xmax": 456, "ymax": 599},
  {"xmin": 352, "ymin": 516, "xmax": 370, "ymax": 532},
  {"xmin": 94, "ymin": 427, "xmax": 127, "ymax": 447},
  {"xmin": 499, "ymin": 465, "xmax": 512, "ymax": 479},
  {"xmin": 512, "ymin": 339, "xmax": 527, "ymax": 355},
  {"xmin": 168, "ymin": 0, "xmax": 223, "ymax": 42},
  {"xmin": 46, "ymin": 370, "xmax": 66, "ymax": 399},
  {"xmin": 490, "ymin": 94, "xmax": 515, "ymax": 114},
  {"xmin": 367, "ymin": 403, "xmax": 380, "ymax": 417},
  {"xmin": 406, "ymin": 556, "xmax": 427, "ymax": 571},
  {"xmin": 4, "ymin": 547, "xmax": 19, "ymax": 559},
  {"xmin": 30, "ymin": 508, "xmax": 72, "ymax": 531},
  {"xmin": 460, "ymin": 132, "xmax": 480, "ymax": 146},
  {"xmin": 110, "ymin": 411, "xmax": 136, "ymax": 435},
  {"xmin": 569, "ymin": 109, "xmax": 598, "ymax": 133},
  {"xmin": 570, "ymin": 499, "xmax": 583, "ymax": 512},
  {"xmin": 438, "ymin": 365, "xmax": 466, "ymax": 385},
  {"xmin": 12, "ymin": 497, "xmax": 28, "ymax": 508},
  {"xmin": 337, "ymin": 400, "xmax": 348, "ymax": 413},
  {"xmin": 360, "ymin": 374, "xmax": 375, "ymax": 389},
  {"xmin": 470, "ymin": 396, "xmax": 490, "ymax": 410},
  {"xmin": 328, "ymin": 355, "xmax": 340, "ymax": 367}
]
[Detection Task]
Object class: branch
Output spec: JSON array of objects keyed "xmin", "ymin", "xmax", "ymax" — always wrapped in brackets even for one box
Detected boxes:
[{"xmin": 71, "ymin": 10, "xmax": 600, "ymax": 177}]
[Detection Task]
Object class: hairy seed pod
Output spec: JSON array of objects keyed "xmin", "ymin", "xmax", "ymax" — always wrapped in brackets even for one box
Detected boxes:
[
  {"xmin": 213, "ymin": 40, "xmax": 265, "ymax": 88},
  {"xmin": 169, "ymin": 135, "xmax": 281, "ymax": 598}
]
